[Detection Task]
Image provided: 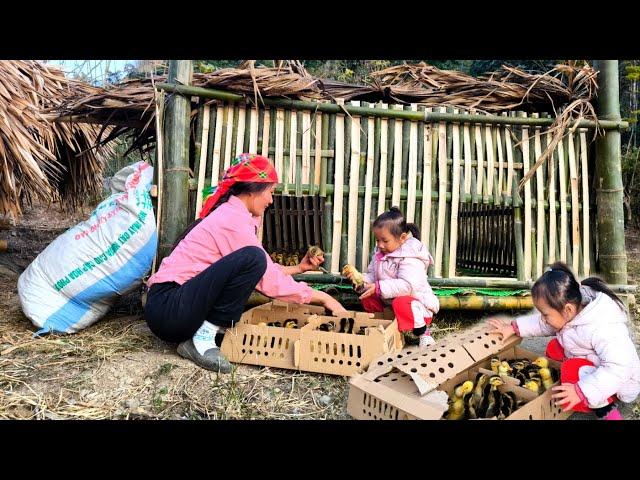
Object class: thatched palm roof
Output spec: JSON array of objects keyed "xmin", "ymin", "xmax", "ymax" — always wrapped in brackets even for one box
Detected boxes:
[
  {"xmin": 48, "ymin": 60, "xmax": 598, "ymax": 160},
  {"xmin": 0, "ymin": 60, "xmax": 114, "ymax": 217}
]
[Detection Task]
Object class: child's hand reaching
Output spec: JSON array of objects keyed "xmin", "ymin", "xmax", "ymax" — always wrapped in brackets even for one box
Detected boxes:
[
  {"xmin": 552, "ymin": 384, "xmax": 581, "ymax": 412},
  {"xmin": 359, "ymin": 282, "xmax": 376, "ymax": 300},
  {"xmin": 486, "ymin": 316, "xmax": 516, "ymax": 342}
]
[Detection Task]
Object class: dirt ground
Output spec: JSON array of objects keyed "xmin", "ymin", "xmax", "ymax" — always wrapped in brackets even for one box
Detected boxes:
[{"xmin": 1, "ymin": 202, "xmax": 639, "ymax": 420}]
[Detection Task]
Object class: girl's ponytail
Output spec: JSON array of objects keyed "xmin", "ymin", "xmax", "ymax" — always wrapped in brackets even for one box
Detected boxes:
[{"xmin": 581, "ymin": 276, "xmax": 625, "ymax": 311}]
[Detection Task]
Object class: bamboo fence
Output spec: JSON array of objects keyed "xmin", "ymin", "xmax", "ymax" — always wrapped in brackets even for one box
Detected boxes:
[{"xmin": 186, "ymin": 97, "xmax": 596, "ymax": 281}]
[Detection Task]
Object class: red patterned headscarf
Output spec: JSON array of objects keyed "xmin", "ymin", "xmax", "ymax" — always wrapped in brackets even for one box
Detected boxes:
[{"xmin": 199, "ymin": 153, "xmax": 279, "ymax": 218}]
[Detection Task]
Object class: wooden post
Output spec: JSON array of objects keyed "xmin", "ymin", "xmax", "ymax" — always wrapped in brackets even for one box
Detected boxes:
[
  {"xmin": 158, "ymin": 60, "xmax": 192, "ymax": 263},
  {"xmin": 593, "ymin": 60, "xmax": 627, "ymax": 284}
]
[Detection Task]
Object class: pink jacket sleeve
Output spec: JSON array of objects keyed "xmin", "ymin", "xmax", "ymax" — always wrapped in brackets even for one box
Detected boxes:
[
  {"xmin": 363, "ymin": 252, "xmax": 377, "ymax": 284},
  {"xmin": 215, "ymin": 221, "xmax": 314, "ymax": 304},
  {"xmin": 514, "ymin": 310, "xmax": 557, "ymax": 337}
]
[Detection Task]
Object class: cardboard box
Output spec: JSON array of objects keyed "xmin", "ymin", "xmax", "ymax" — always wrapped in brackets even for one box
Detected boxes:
[
  {"xmin": 220, "ymin": 300, "xmax": 404, "ymax": 376},
  {"xmin": 347, "ymin": 323, "xmax": 570, "ymax": 420}
]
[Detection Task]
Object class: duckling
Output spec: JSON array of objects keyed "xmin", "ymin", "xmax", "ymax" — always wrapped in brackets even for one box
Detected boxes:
[
  {"xmin": 523, "ymin": 378, "xmax": 542, "ymax": 394},
  {"xmin": 283, "ymin": 319, "xmax": 298, "ymax": 329},
  {"xmin": 473, "ymin": 373, "xmax": 489, "ymax": 405},
  {"xmin": 478, "ymin": 376, "xmax": 505, "ymax": 418},
  {"xmin": 342, "ymin": 264, "xmax": 365, "ymax": 290},
  {"xmin": 267, "ymin": 321, "xmax": 282, "ymax": 327},
  {"xmin": 490, "ymin": 357, "xmax": 500, "ymax": 374},
  {"xmin": 538, "ymin": 367, "xmax": 555, "ymax": 390},
  {"xmin": 257, "ymin": 322, "xmax": 267, "ymax": 327},
  {"xmin": 532, "ymin": 356, "xmax": 549, "ymax": 368},
  {"xmin": 339, "ymin": 317, "xmax": 354, "ymax": 334},
  {"xmin": 510, "ymin": 361, "xmax": 526, "ymax": 374},
  {"xmin": 452, "ymin": 380, "xmax": 475, "ymax": 401},
  {"xmin": 307, "ymin": 245, "xmax": 324, "ymax": 258},
  {"xmin": 464, "ymin": 391, "xmax": 478, "ymax": 419},
  {"xmin": 498, "ymin": 361, "xmax": 513, "ymax": 379},
  {"xmin": 275, "ymin": 253, "xmax": 284, "ymax": 265},
  {"xmin": 356, "ymin": 326, "xmax": 367, "ymax": 335},
  {"xmin": 498, "ymin": 391, "xmax": 517, "ymax": 420},
  {"xmin": 444, "ymin": 397, "xmax": 466, "ymax": 420},
  {"xmin": 269, "ymin": 252, "xmax": 279, "ymax": 262},
  {"xmin": 288, "ymin": 253, "xmax": 299, "ymax": 267},
  {"xmin": 318, "ymin": 321, "xmax": 336, "ymax": 332}
]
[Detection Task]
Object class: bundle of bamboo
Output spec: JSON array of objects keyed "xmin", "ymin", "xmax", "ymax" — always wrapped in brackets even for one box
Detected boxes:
[{"xmin": 0, "ymin": 60, "xmax": 113, "ymax": 217}]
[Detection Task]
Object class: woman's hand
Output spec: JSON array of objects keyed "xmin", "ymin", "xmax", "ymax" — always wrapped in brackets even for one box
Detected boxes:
[
  {"xmin": 299, "ymin": 251, "xmax": 324, "ymax": 272},
  {"xmin": 486, "ymin": 316, "xmax": 516, "ymax": 342},
  {"xmin": 359, "ymin": 282, "xmax": 376, "ymax": 300},
  {"xmin": 552, "ymin": 384, "xmax": 581, "ymax": 412},
  {"xmin": 324, "ymin": 297, "xmax": 348, "ymax": 315}
]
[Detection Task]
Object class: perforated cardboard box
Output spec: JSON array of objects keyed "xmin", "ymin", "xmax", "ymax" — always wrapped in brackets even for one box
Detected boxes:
[
  {"xmin": 220, "ymin": 300, "xmax": 404, "ymax": 376},
  {"xmin": 347, "ymin": 323, "xmax": 570, "ymax": 420}
]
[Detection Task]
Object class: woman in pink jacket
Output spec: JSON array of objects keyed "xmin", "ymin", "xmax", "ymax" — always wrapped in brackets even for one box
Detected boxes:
[
  {"xmin": 145, "ymin": 154, "xmax": 346, "ymax": 373},
  {"xmin": 488, "ymin": 262, "xmax": 640, "ymax": 420},
  {"xmin": 345, "ymin": 206, "xmax": 440, "ymax": 348}
]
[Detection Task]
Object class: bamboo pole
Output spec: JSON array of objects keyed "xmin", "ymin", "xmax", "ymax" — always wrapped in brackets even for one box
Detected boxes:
[
  {"xmin": 496, "ymin": 119, "xmax": 505, "ymax": 200},
  {"xmin": 275, "ymin": 109, "xmax": 285, "ymax": 181},
  {"xmin": 520, "ymin": 112, "xmax": 532, "ymax": 280},
  {"xmin": 485, "ymin": 123, "xmax": 495, "ymax": 197},
  {"xmin": 377, "ymin": 104, "xmax": 389, "ymax": 215},
  {"xmin": 261, "ymin": 108, "xmax": 271, "ymax": 158},
  {"xmin": 223, "ymin": 104, "xmax": 234, "ymax": 170},
  {"xmin": 330, "ymin": 99, "xmax": 346, "ymax": 273},
  {"xmin": 567, "ymin": 131, "xmax": 581, "ymax": 273},
  {"xmin": 156, "ymin": 83, "xmax": 629, "ymax": 131},
  {"xmin": 151, "ymin": 89, "xmax": 165, "ymax": 275},
  {"xmin": 288, "ymin": 109, "xmax": 297, "ymax": 187},
  {"xmin": 449, "ymin": 110, "xmax": 461, "ymax": 278},
  {"xmin": 434, "ymin": 107, "xmax": 447, "ymax": 277},
  {"xmin": 558, "ymin": 132, "xmax": 568, "ymax": 262},
  {"xmin": 194, "ymin": 105, "xmax": 211, "ymax": 219},
  {"xmin": 505, "ymin": 123, "xmax": 515, "ymax": 205},
  {"xmin": 579, "ymin": 129, "xmax": 591, "ymax": 275},
  {"xmin": 347, "ymin": 101, "xmax": 361, "ymax": 266},
  {"xmin": 594, "ymin": 60, "xmax": 627, "ymax": 284},
  {"xmin": 407, "ymin": 104, "xmax": 418, "ymax": 222},
  {"xmin": 313, "ymin": 112, "xmax": 323, "ymax": 195},
  {"xmin": 475, "ymin": 120, "xmax": 484, "ymax": 198},
  {"xmin": 158, "ymin": 61, "xmax": 192, "ymax": 263},
  {"xmin": 547, "ymin": 127, "xmax": 557, "ymax": 264},
  {"xmin": 392, "ymin": 104, "xmax": 403, "ymax": 207},
  {"xmin": 362, "ymin": 113, "xmax": 375, "ymax": 269},
  {"xmin": 429, "ymin": 112, "xmax": 438, "ymax": 276},
  {"xmin": 513, "ymin": 170, "xmax": 525, "ymax": 281},
  {"xmin": 210, "ymin": 103, "xmax": 224, "ymax": 187},
  {"xmin": 249, "ymin": 106, "xmax": 259, "ymax": 154},
  {"xmin": 302, "ymin": 110, "xmax": 311, "ymax": 188},
  {"xmin": 463, "ymin": 119, "xmax": 472, "ymax": 195},
  {"xmin": 532, "ymin": 113, "xmax": 544, "ymax": 278},
  {"xmin": 235, "ymin": 103, "xmax": 246, "ymax": 156}
]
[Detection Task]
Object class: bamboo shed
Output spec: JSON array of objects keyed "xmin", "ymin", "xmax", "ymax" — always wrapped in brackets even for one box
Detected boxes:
[{"xmin": 52, "ymin": 60, "xmax": 635, "ymax": 308}]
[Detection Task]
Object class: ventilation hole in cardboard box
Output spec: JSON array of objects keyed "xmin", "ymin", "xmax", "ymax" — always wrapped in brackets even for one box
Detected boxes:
[
  {"xmin": 401, "ymin": 374, "xmax": 408, "ymax": 377},
  {"xmin": 242, "ymin": 334, "xmax": 247, "ymax": 346},
  {"xmin": 363, "ymin": 408, "xmax": 367, "ymax": 414},
  {"xmin": 394, "ymin": 410, "xmax": 399, "ymax": 420},
  {"xmin": 469, "ymin": 340, "xmax": 474, "ymax": 343},
  {"xmin": 373, "ymin": 415, "xmax": 378, "ymax": 420},
  {"xmin": 391, "ymin": 378, "xmax": 397, "ymax": 382},
  {"xmin": 483, "ymin": 344, "xmax": 489, "ymax": 349},
  {"xmin": 322, "ymin": 358, "xmax": 327, "ymax": 363},
  {"xmin": 339, "ymin": 360, "xmax": 344, "ymax": 365},
  {"xmin": 256, "ymin": 351, "xmax": 261, "ymax": 356},
  {"xmin": 429, "ymin": 373, "xmax": 436, "ymax": 378},
  {"xmin": 357, "ymin": 346, "xmax": 362, "ymax": 358},
  {"xmin": 368, "ymin": 412, "xmax": 372, "ymax": 417},
  {"xmin": 491, "ymin": 340, "xmax": 496, "ymax": 345},
  {"xmin": 529, "ymin": 414, "xmax": 533, "ymax": 420},
  {"xmin": 374, "ymin": 378, "xmax": 380, "ymax": 383},
  {"xmin": 448, "ymin": 363, "xmax": 454, "ymax": 368},
  {"xmin": 378, "ymin": 361, "xmax": 384, "ymax": 366},
  {"xmin": 484, "ymin": 332, "xmax": 489, "ymax": 336},
  {"xmin": 249, "ymin": 350, "xmax": 253, "ymax": 354},
  {"xmin": 356, "ymin": 362, "xmax": 361, "ymax": 367},
  {"xmin": 406, "ymin": 351, "xmax": 413, "ymax": 355},
  {"xmin": 387, "ymin": 357, "xmax": 393, "ymax": 363},
  {"xmin": 249, "ymin": 335, "xmax": 254, "ymax": 346},
  {"xmin": 397, "ymin": 354, "xmax": 403, "ymax": 358},
  {"xmin": 477, "ymin": 335, "xmax": 482, "ymax": 339},
  {"xmin": 342, "ymin": 344, "xmax": 346, "ymax": 355},
  {"xmin": 421, "ymin": 363, "xmax": 427, "ymax": 367},
  {"xmin": 314, "ymin": 357, "xmax": 318, "ymax": 362},
  {"xmin": 310, "ymin": 342, "xmax": 314, "ymax": 353},
  {"xmin": 349, "ymin": 345, "xmax": 354, "ymax": 357},
  {"xmin": 438, "ymin": 367, "xmax": 445, "ymax": 373},
  {"xmin": 440, "ymin": 353, "xmax": 446, "ymax": 358},
  {"xmin": 402, "ymin": 362, "xmax": 409, "ymax": 366},
  {"xmin": 325, "ymin": 343, "xmax": 330, "ymax": 354},
  {"xmin": 265, "ymin": 352, "xmax": 269, "ymax": 356},
  {"xmin": 333, "ymin": 343, "xmax": 338, "ymax": 355},
  {"xmin": 411, "ymin": 368, "xmax": 417, "ymax": 373},
  {"xmin": 278, "ymin": 338, "xmax": 283, "ymax": 349},
  {"xmin": 331, "ymin": 359, "xmax": 335, "ymax": 364},
  {"xmin": 348, "ymin": 361, "xmax": 352, "ymax": 366},
  {"xmin": 431, "ymin": 358, "xmax": 437, "ymax": 363},
  {"xmin": 449, "ymin": 349, "xmax": 456, "ymax": 353},
  {"xmin": 242, "ymin": 349, "xmax": 246, "ymax": 354},
  {"xmin": 431, "ymin": 349, "xmax": 437, "ymax": 352}
]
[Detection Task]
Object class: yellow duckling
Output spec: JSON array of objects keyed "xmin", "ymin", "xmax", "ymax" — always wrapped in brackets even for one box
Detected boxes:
[
  {"xmin": 452, "ymin": 380, "xmax": 475, "ymax": 401},
  {"xmin": 490, "ymin": 357, "xmax": 500, "ymax": 374},
  {"xmin": 283, "ymin": 319, "xmax": 298, "ymax": 329},
  {"xmin": 288, "ymin": 253, "xmax": 299, "ymax": 267},
  {"xmin": 538, "ymin": 367, "xmax": 555, "ymax": 390},
  {"xmin": 523, "ymin": 379, "xmax": 540, "ymax": 394},
  {"xmin": 498, "ymin": 361, "xmax": 513, "ymax": 378},
  {"xmin": 444, "ymin": 397, "xmax": 466, "ymax": 420},
  {"xmin": 257, "ymin": 322, "xmax": 267, "ymax": 327},
  {"xmin": 342, "ymin": 264, "xmax": 365, "ymax": 290},
  {"xmin": 275, "ymin": 253, "xmax": 284, "ymax": 265},
  {"xmin": 532, "ymin": 357, "xmax": 549, "ymax": 368},
  {"xmin": 307, "ymin": 245, "xmax": 324, "ymax": 258},
  {"xmin": 473, "ymin": 373, "xmax": 489, "ymax": 405}
]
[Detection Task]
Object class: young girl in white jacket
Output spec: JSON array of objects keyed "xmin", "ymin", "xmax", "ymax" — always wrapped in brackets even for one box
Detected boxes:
[
  {"xmin": 488, "ymin": 262, "xmax": 640, "ymax": 420},
  {"xmin": 345, "ymin": 207, "xmax": 440, "ymax": 348}
]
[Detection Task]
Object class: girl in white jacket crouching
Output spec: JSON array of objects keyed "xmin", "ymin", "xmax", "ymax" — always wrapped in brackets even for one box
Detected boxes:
[{"xmin": 488, "ymin": 262, "xmax": 640, "ymax": 420}]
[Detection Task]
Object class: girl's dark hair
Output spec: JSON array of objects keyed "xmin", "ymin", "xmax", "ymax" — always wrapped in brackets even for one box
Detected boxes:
[
  {"xmin": 171, "ymin": 181, "xmax": 274, "ymax": 252},
  {"xmin": 373, "ymin": 206, "xmax": 420, "ymax": 241},
  {"xmin": 531, "ymin": 261, "xmax": 625, "ymax": 312}
]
